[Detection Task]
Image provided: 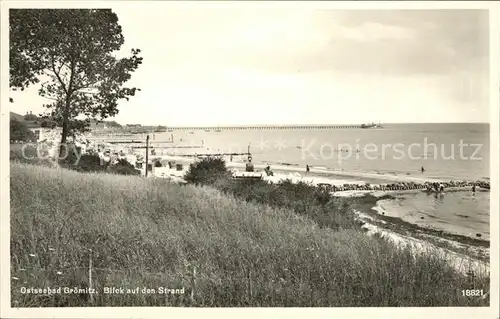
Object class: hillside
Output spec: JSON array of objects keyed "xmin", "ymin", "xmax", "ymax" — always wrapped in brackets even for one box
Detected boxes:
[
  {"xmin": 9, "ymin": 111, "xmax": 25, "ymax": 122},
  {"xmin": 9, "ymin": 162, "xmax": 489, "ymax": 307}
]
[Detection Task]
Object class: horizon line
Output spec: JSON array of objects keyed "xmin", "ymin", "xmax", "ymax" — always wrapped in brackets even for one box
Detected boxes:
[{"xmin": 117, "ymin": 122, "xmax": 490, "ymax": 127}]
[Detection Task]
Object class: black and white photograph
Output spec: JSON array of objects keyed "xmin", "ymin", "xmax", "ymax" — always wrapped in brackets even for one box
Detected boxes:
[{"xmin": 1, "ymin": 1, "xmax": 499, "ymax": 318}]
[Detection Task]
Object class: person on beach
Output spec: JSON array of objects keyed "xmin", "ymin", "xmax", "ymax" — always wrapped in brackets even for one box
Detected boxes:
[
  {"xmin": 264, "ymin": 165, "xmax": 274, "ymax": 176},
  {"xmin": 306, "ymin": 164, "xmax": 310, "ymax": 173},
  {"xmin": 230, "ymin": 155, "xmax": 233, "ymax": 162},
  {"xmin": 245, "ymin": 156, "xmax": 254, "ymax": 172},
  {"xmin": 472, "ymin": 185, "xmax": 476, "ymax": 194},
  {"xmin": 421, "ymin": 166, "xmax": 425, "ymax": 173},
  {"xmin": 426, "ymin": 183, "xmax": 432, "ymax": 193},
  {"xmin": 432, "ymin": 182, "xmax": 441, "ymax": 193}
]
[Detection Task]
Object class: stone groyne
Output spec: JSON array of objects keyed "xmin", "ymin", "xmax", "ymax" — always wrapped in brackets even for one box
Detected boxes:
[{"xmin": 317, "ymin": 180, "xmax": 490, "ymax": 192}]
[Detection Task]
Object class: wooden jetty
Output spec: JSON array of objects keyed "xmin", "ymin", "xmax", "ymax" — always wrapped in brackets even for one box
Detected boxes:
[
  {"xmin": 106, "ymin": 140, "xmax": 174, "ymax": 144},
  {"xmin": 175, "ymin": 152, "xmax": 251, "ymax": 157},
  {"xmin": 134, "ymin": 145, "xmax": 204, "ymax": 149},
  {"xmin": 165, "ymin": 124, "xmax": 364, "ymax": 131}
]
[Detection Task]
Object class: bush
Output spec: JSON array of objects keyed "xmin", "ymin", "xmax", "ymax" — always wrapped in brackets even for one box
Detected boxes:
[
  {"xmin": 58, "ymin": 143, "xmax": 139, "ymax": 176},
  {"xmin": 221, "ymin": 178, "xmax": 356, "ymax": 230},
  {"xmin": 109, "ymin": 158, "xmax": 141, "ymax": 176},
  {"xmin": 184, "ymin": 156, "xmax": 232, "ymax": 185},
  {"xmin": 11, "ymin": 141, "xmax": 139, "ymax": 176},
  {"xmin": 154, "ymin": 160, "xmax": 163, "ymax": 167},
  {"xmin": 40, "ymin": 119, "xmax": 57, "ymax": 129},
  {"xmin": 9, "ymin": 143, "xmax": 55, "ymax": 167},
  {"xmin": 185, "ymin": 157, "xmax": 356, "ymax": 230},
  {"xmin": 58, "ymin": 143, "xmax": 103, "ymax": 172},
  {"xmin": 23, "ymin": 113, "xmax": 38, "ymax": 121},
  {"xmin": 10, "ymin": 119, "xmax": 35, "ymax": 142},
  {"xmin": 73, "ymin": 154, "xmax": 108, "ymax": 173}
]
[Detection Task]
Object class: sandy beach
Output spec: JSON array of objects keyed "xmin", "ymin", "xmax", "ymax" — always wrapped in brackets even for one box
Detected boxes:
[
  {"xmin": 150, "ymin": 153, "xmax": 478, "ymax": 184},
  {"xmin": 372, "ymin": 191, "xmax": 490, "ymax": 241},
  {"xmin": 354, "ymin": 210, "xmax": 489, "ymax": 277}
]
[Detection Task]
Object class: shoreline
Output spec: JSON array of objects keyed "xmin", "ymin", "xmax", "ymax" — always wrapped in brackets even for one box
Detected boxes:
[
  {"xmin": 347, "ymin": 192, "xmax": 490, "ymax": 280},
  {"xmin": 152, "ymin": 154, "xmax": 490, "ymax": 186},
  {"xmin": 349, "ymin": 192, "xmax": 489, "ymax": 245},
  {"xmin": 354, "ymin": 210, "xmax": 489, "ymax": 276},
  {"xmin": 151, "ymin": 163, "xmax": 490, "ymax": 245},
  {"xmin": 348, "ymin": 193, "xmax": 489, "ymax": 258}
]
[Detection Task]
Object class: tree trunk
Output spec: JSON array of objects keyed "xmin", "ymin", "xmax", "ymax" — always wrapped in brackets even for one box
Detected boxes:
[
  {"xmin": 59, "ymin": 97, "xmax": 71, "ymax": 158},
  {"xmin": 59, "ymin": 55, "xmax": 76, "ymax": 159}
]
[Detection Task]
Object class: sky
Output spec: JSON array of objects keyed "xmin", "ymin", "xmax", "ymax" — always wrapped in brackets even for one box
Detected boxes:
[{"xmin": 9, "ymin": 7, "xmax": 490, "ymax": 126}]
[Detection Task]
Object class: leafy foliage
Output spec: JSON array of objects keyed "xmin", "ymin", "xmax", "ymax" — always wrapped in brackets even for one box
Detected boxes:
[
  {"xmin": 108, "ymin": 158, "xmax": 141, "ymax": 176},
  {"xmin": 10, "ymin": 119, "xmax": 35, "ymax": 142},
  {"xmin": 56, "ymin": 143, "xmax": 139, "ymax": 175},
  {"xmin": 38, "ymin": 108, "xmax": 93, "ymax": 137},
  {"xmin": 23, "ymin": 112, "xmax": 38, "ymax": 121},
  {"xmin": 217, "ymin": 178, "xmax": 355, "ymax": 230},
  {"xmin": 9, "ymin": 9, "xmax": 143, "ymax": 151},
  {"xmin": 40, "ymin": 118, "xmax": 57, "ymax": 129},
  {"xmin": 105, "ymin": 120, "xmax": 122, "ymax": 128},
  {"xmin": 183, "ymin": 157, "xmax": 355, "ymax": 230},
  {"xmin": 184, "ymin": 156, "xmax": 232, "ymax": 185}
]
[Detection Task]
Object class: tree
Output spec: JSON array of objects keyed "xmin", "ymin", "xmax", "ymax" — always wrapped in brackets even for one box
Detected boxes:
[
  {"xmin": 23, "ymin": 112, "xmax": 38, "ymax": 121},
  {"xmin": 9, "ymin": 9, "xmax": 142, "ymax": 156},
  {"xmin": 106, "ymin": 120, "xmax": 122, "ymax": 128},
  {"xmin": 10, "ymin": 119, "xmax": 35, "ymax": 142},
  {"xmin": 40, "ymin": 118, "xmax": 57, "ymax": 129}
]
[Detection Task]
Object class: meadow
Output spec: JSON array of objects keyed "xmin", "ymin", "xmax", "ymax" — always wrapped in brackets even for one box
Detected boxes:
[{"xmin": 9, "ymin": 161, "xmax": 490, "ymax": 307}]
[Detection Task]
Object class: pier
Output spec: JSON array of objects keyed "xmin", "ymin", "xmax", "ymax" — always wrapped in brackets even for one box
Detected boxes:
[
  {"xmin": 175, "ymin": 152, "xmax": 251, "ymax": 157},
  {"xmin": 106, "ymin": 139, "xmax": 174, "ymax": 144},
  {"xmin": 134, "ymin": 145, "xmax": 204, "ymax": 149},
  {"xmin": 165, "ymin": 124, "xmax": 364, "ymax": 131}
]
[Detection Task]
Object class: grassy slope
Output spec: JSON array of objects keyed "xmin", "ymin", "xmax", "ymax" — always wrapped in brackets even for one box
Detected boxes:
[{"xmin": 10, "ymin": 162, "xmax": 489, "ymax": 307}]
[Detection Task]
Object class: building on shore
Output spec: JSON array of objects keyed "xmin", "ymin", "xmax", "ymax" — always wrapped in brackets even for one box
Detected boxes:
[{"xmin": 28, "ymin": 125, "xmax": 52, "ymax": 142}]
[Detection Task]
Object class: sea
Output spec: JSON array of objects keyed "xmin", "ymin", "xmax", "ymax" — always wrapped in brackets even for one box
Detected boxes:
[
  {"xmin": 151, "ymin": 123, "xmax": 490, "ymax": 181},
  {"xmin": 143, "ymin": 123, "xmax": 490, "ymax": 240}
]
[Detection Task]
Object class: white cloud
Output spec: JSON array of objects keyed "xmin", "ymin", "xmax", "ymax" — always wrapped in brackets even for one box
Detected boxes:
[{"xmin": 10, "ymin": 8, "xmax": 489, "ymax": 125}]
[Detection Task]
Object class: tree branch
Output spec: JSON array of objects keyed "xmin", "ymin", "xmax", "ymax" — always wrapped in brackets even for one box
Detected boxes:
[
  {"xmin": 74, "ymin": 80, "xmax": 103, "ymax": 92},
  {"xmin": 41, "ymin": 96, "xmax": 59, "ymax": 101},
  {"xmin": 67, "ymin": 54, "xmax": 77, "ymax": 97},
  {"xmin": 50, "ymin": 55, "xmax": 68, "ymax": 95}
]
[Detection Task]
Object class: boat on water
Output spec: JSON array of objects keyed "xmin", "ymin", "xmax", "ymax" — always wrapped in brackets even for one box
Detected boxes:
[{"xmin": 361, "ymin": 122, "xmax": 383, "ymax": 129}]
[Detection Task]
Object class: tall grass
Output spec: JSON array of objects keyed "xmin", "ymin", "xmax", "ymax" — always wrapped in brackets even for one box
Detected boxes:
[
  {"xmin": 10, "ymin": 162, "xmax": 489, "ymax": 307},
  {"xmin": 187, "ymin": 156, "xmax": 357, "ymax": 230}
]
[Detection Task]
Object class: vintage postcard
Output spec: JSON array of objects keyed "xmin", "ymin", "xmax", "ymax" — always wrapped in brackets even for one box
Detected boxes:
[{"xmin": 1, "ymin": 1, "xmax": 499, "ymax": 318}]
